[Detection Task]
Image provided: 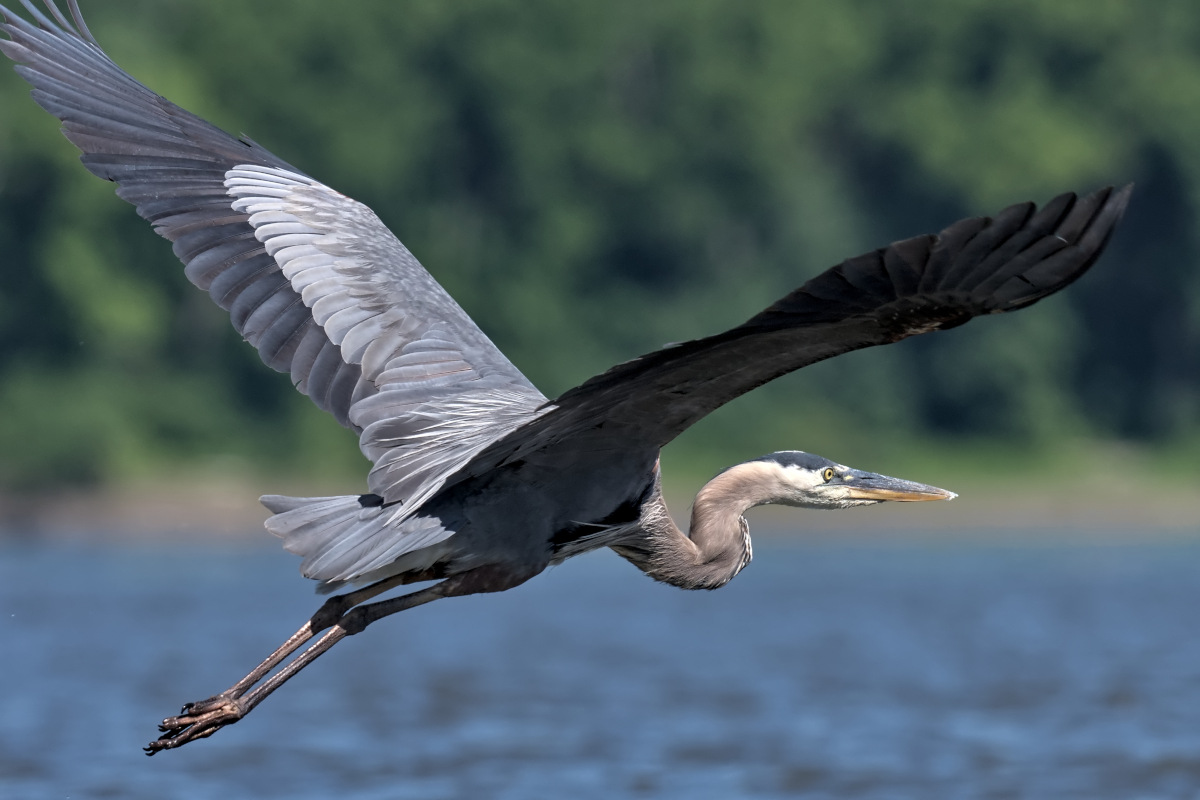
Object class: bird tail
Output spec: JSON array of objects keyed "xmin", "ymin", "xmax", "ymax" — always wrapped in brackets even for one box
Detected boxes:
[{"xmin": 261, "ymin": 494, "xmax": 452, "ymax": 593}]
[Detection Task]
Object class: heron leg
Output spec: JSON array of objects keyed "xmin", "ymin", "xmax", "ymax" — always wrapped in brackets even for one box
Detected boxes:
[
  {"xmin": 145, "ymin": 565, "xmax": 533, "ymax": 754},
  {"xmin": 174, "ymin": 571, "xmax": 422, "ymax": 716}
]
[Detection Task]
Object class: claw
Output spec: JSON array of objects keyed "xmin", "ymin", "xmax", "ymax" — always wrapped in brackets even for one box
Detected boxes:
[{"xmin": 145, "ymin": 695, "xmax": 246, "ymax": 755}]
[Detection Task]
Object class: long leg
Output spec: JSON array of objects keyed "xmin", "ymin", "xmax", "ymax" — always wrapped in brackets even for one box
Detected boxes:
[
  {"xmin": 145, "ymin": 565, "xmax": 530, "ymax": 754},
  {"xmin": 168, "ymin": 569, "xmax": 433, "ymax": 718}
]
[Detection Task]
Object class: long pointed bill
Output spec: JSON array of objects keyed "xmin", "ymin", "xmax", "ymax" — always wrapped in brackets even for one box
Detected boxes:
[{"xmin": 841, "ymin": 471, "xmax": 957, "ymax": 503}]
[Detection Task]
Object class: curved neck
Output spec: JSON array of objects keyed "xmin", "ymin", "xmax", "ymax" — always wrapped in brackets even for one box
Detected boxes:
[{"xmin": 617, "ymin": 462, "xmax": 781, "ymax": 590}]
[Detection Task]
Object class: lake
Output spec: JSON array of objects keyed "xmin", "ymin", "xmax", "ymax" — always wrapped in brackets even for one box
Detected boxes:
[{"xmin": 3, "ymin": 530, "xmax": 1200, "ymax": 799}]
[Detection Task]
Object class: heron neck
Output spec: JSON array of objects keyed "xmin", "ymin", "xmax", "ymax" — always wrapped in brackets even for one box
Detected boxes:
[{"xmin": 620, "ymin": 463, "xmax": 770, "ymax": 590}]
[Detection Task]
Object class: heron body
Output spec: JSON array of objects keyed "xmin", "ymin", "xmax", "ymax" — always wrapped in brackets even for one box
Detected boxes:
[{"xmin": 0, "ymin": 1, "xmax": 1129, "ymax": 753}]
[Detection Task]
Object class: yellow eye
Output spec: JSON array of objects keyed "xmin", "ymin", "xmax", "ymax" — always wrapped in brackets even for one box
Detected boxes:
[{"xmin": 822, "ymin": 468, "xmax": 835, "ymax": 482}]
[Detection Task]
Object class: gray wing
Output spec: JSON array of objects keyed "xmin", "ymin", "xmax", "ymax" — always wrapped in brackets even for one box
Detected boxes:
[
  {"xmin": 463, "ymin": 185, "xmax": 1131, "ymax": 474},
  {"xmin": 0, "ymin": 2, "xmax": 547, "ymax": 517}
]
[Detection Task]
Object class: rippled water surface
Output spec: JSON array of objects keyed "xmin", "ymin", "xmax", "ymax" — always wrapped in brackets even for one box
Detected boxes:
[{"xmin": 4, "ymin": 532, "xmax": 1200, "ymax": 799}]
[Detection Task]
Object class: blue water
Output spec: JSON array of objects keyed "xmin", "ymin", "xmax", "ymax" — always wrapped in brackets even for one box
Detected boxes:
[{"xmin": 3, "ymin": 532, "xmax": 1200, "ymax": 799}]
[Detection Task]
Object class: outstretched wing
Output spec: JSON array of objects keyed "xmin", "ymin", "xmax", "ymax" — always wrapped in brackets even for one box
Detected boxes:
[
  {"xmin": 468, "ymin": 185, "xmax": 1130, "ymax": 471},
  {"xmin": 0, "ymin": 2, "xmax": 546, "ymax": 516}
]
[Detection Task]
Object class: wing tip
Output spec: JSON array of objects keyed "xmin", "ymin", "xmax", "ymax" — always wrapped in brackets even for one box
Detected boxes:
[
  {"xmin": 1107, "ymin": 182, "xmax": 1135, "ymax": 221},
  {"xmin": 0, "ymin": 0, "xmax": 98, "ymax": 47},
  {"xmin": 989, "ymin": 182, "xmax": 1133, "ymax": 311}
]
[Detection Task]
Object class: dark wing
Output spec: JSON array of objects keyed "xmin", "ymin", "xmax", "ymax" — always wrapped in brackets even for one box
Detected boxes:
[
  {"xmin": 469, "ymin": 185, "xmax": 1130, "ymax": 470},
  {"xmin": 0, "ymin": 2, "xmax": 546, "ymax": 516}
]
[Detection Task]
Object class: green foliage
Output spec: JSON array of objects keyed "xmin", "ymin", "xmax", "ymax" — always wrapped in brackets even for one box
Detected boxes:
[{"xmin": 0, "ymin": 0, "xmax": 1197, "ymax": 490}]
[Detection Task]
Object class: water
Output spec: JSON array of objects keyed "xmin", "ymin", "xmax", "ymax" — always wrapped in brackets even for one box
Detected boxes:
[{"xmin": 3, "ymin": 532, "xmax": 1200, "ymax": 799}]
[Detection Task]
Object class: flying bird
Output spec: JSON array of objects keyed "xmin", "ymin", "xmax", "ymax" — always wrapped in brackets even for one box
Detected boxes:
[{"xmin": 0, "ymin": 1, "xmax": 1130, "ymax": 753}]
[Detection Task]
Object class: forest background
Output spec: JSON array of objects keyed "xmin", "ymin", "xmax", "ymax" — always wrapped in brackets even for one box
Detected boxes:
[{"xmin": 0, "ymin": 0, "xmax": 1196, "ymax": 521}]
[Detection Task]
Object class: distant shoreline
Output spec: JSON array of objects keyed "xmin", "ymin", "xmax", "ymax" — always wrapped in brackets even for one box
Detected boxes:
[{"xmin": 2, "ymin": 474, "xmax": 1196, "ymax": 542}]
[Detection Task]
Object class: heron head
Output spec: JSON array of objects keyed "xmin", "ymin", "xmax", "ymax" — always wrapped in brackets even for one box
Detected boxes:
[{"xmin": 748, "ymin": 451, "xmax": 956, "ymax": 510}]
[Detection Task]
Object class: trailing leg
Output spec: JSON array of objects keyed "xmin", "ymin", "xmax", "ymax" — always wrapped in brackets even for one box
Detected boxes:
[
  {"xmin": 146, "ymin": 565, "xmax": 536, "ymax": 754},
  {"xmin": 145, "ymin": 571, "xmax": 424, "ymax": 754}
]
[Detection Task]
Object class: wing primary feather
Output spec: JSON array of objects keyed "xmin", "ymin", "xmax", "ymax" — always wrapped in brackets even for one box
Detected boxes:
[
  {"xmin": 64, "ymin": 1, "xmax": 97, "ymax": 45},
  {"xmin": 917, "ymin": 215, "xmax": 989, "ymax": 291},
  {"xmin": 934, "ymin": 200, "xmax": 1034, "ymax": 291},
  {"xmin": 961, "ymin": 192, "xmax": 1075, "ymax": 291},
  {"xmin": 881, "ymin": 235, "xmax": 930, "ymax": 297}
]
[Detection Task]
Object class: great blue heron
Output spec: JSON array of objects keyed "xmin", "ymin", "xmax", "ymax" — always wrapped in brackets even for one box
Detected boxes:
[{"xmin": 1, "ymin": 1, "xmax": 1129, "ymax": 754}]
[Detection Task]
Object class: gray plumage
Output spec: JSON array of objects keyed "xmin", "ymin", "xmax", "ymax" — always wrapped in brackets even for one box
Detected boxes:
[{"xmin": 0, "ymin": 1, "xmax": 1131, "ymax": 753}]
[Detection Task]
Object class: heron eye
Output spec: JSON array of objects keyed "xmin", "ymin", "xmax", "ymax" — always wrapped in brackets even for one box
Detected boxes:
[{"xmin": 822, "ymin": 468, "xmax": 835, "ymax": 482}]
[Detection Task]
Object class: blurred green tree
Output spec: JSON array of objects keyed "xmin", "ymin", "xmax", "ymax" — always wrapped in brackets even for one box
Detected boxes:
[{"xmin": 0, "ymin": 0, "xmax": 1195, "ymax": 491}]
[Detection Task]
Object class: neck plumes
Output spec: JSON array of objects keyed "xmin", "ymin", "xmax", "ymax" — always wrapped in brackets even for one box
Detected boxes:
[{"xmin": 615, "ymin": 461, "xmax": 783, "ymax": 591}]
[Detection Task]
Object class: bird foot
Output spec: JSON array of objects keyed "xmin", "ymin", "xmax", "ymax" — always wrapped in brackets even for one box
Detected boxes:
[{"xmin": 145, "ymin": 693, "xmax": 245, "ymax": 755}]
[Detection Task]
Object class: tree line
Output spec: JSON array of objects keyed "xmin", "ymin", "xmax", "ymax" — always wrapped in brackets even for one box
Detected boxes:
[{"xmin": 0, "ymin": 0, "xmax": 1195, "ymax": 490}]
